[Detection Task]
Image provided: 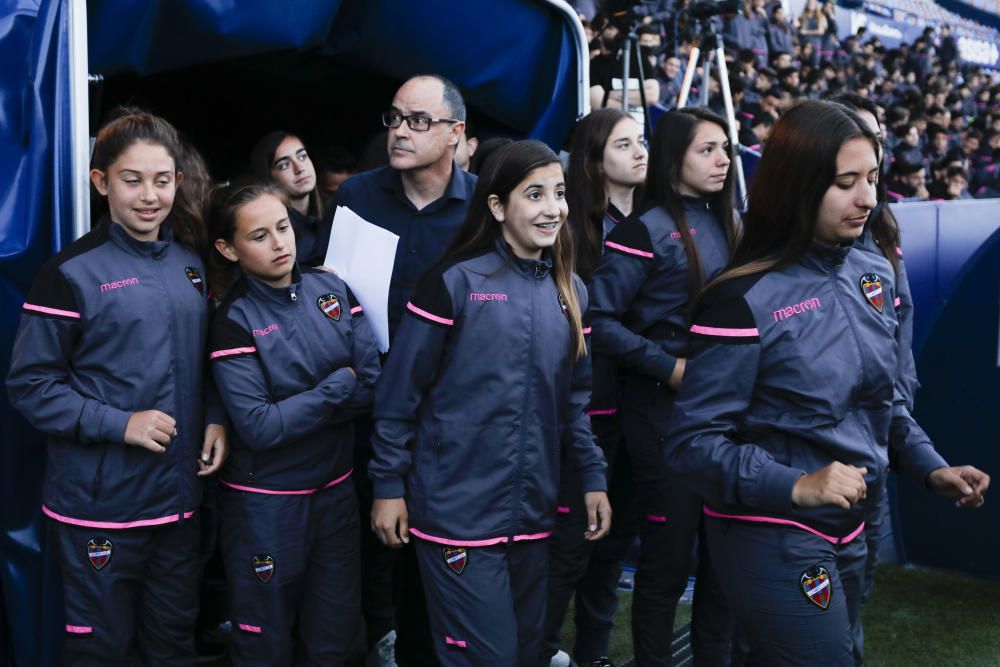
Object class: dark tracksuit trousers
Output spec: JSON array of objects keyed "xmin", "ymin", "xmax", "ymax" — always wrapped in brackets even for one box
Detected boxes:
[
  {"xmin": 219, "ymin": 479, "xmax": 360, "ymax": 666},
  {"xmin": 51, "ymin": 515, "xmax": 201, "ymax": 667},
  {"xmin": 415, "ymin": 538, "xmax": 549, "ymax": 667},
  {"xmin": 541, "ymin": 414, "xmax": 637, "ymax": 664},
  {"xmin": 705, "ymin": 518, "xmax": 867, "ymax": 667},
  {"xmin": 621, "ymin": 375, "xmax": 733, "ymax": 667}
]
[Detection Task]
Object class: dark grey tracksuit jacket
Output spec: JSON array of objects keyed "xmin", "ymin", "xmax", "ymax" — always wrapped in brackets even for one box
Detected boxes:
[
  {"xmin": 666, "ymin": 241, "xmax": 948, "ymax": 540},
  {"xmin": 6, "ymin": 222, "xmax": 221, "ymax": 527},
  {"xmin": 208, "ymin": 266, "xmax": 380, "ymax": 491},
  {"xmin": 589, "ymin": 198, "xmax": 733, "ymax": 385},
  {"xmin": 369, "ymin": 241, "xmax": 608, "ymax": 545}
]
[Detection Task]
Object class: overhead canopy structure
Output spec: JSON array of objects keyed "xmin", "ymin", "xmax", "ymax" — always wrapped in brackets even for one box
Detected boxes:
[{"xmin": 86, "ymin": 0, "xmax": 590, "ymax": 178}]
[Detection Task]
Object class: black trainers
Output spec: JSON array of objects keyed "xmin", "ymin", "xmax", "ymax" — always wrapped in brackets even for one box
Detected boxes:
[{"xmin": 589, "ymin": 658, "xmax": 615, "ymax": 667}]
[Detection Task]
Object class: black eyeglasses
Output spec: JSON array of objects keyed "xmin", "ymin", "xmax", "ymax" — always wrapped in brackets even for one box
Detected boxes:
[{"xmin": 382, "ymin": 111, "xmax": 461, "ymax": 132}]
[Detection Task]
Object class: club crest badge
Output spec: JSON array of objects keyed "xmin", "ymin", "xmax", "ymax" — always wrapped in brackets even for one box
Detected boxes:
[
  {"xmin": 859, "ymin": 273, "xmax": 883, "ymax": 313},
  {"xmin": 317, "ymin": 293, "xmax": 342, "ymax": 321},
  {"xmin": 442, "ymin": 547, "xmax": 468, "ymax": 575},
  {"xmin": 252, "ymin": 554, "xmax": 275, "ymax": 583},
  {"xmin": 87, "ymin": 538, "xmax": 112, "ymax": 571},
  {"xmin": 185, "ymin": 267, "xmax": 204, "ymax": 294},
  {"xmin": 800, "ymin": 565, "xmax": 832, "ymax": 609}
]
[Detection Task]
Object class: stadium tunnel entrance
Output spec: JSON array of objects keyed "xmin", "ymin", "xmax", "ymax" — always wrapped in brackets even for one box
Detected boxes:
[{"xmin": 84, "ymin": 0, "xmax": 590, "ymax": 193}]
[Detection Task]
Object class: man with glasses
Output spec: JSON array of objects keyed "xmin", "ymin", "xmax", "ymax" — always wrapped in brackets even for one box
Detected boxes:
[
  {"xmin": 316, "ymin": 74, "xmax": 475, "ymax": 667},
  {"xmin": 319, "ymin": 74, "xmax": 474, "ymax": 339}
]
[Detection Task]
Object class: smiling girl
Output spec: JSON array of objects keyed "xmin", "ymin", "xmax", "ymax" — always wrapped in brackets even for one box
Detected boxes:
[
  {"xmin": 206, "ymin": 182, "xmax": 380, "ymax": 665},
  {"xmin": 7, "ymin": 109, "xmax": 226, "ymax": 664},
  {"xmin": 369, "ymin": 140, "xmax": 610, "ymax": 666}
]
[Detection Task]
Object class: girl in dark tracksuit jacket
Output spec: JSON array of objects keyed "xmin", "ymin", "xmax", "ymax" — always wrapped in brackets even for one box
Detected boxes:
[
  {"xmin": 206, "ymin": 183, "xmax": 380, "ymax": 666},
  {"xmin": 588, "ymin": 107, "xmax": 737, "ymax": 667},
  {"xmin": 369, "ymin": 141, "xmax": 610, "ymax": 667},
  {"xmin": 6, "ymin": 110, "xmax": 226, "ymax": 665},
  {"xmin": 543, "ymin": 108, "xmax": 646, "ymax": 667},
  {"xmin": 666, "ymin": 101, "xmax": 989, "ymax": 666}
]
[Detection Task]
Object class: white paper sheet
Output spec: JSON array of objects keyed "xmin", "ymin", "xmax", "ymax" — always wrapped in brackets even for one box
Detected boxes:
[{"xmin": 322, "ymin": 206, "xmax": 399, "ymax": 352}]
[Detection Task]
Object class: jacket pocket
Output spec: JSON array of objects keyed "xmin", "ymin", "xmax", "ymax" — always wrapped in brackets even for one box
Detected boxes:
[
  {"xmin": 426, "ymin": 421, "xmax": 518, "ymax": 535},
  {"xmin": 90, "ymin": 443, "xmax": 111, "ymax": 501}
]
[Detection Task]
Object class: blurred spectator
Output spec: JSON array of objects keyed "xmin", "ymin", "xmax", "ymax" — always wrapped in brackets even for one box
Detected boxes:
[
  {"xmin": 314, "ymin": 145, "xmax": 357, "ymax": 203},
  {"xmin": 893, "ymin": 123, "xmax": 924, "ymax": 166},
  {"xmin": 888, "ymin": 158, "xmax": 929, "ymax": 201},
  {"xmin": 820, "ymin": 1, "xmax": 839, "ymax": 62},
  {"xmin": 798, "ymin": 0, "xmax": 826, "ymax": 67},
  {"xmin": 767, "ymin": 6, "xmax": 795, "ymax": 61},
  {"xmin": 455, "ymin": 117, "xmax": 479, "ymax": 172},
  {"xmin": 924, "ymin": 124, "xmax": 952, "ymax": 164},
  {"xmin": 738, "ymin": 111, "xmax": 773, "ymax": 150},
  {"xmin": 589, "ymin": 11, "xmax": 660, "ymax": 114},
  {"xmin": 937, "ymin": 25, "xmax": 958, "ymax": 68},
  {"xmin": 928, "ymin": 165, "xmax": 972, "ymax": 200},
  {"xmin": 658, "ymin": 55, "xmax": 684, "ymax": 108}
]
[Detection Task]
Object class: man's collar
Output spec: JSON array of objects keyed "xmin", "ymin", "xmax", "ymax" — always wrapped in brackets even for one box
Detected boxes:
[{"xmin": 377, "ymin": 162, "xmax": 472, "ymax": 205}]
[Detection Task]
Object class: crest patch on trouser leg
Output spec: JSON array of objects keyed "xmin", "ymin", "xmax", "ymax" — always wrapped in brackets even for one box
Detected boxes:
[
  {"xmin": 87, "ymin": 538, "xmax": 112, "ymax": 570},
  {"xmin": 442, "ymin": 547, "xmax": 468, "ymax": 575},
  {"xmin": 800, "ymin": 565, "xmax": 832, "ymax": 609},
  {"xmin": 252, "ymin": 554, "xmax": 275, "ymax": 583}
]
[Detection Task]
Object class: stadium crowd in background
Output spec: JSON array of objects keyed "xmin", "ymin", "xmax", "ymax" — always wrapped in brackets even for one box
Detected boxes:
[{"xmin": 575, "ymin": 0, "xmax": 1000, "ymax": 200}]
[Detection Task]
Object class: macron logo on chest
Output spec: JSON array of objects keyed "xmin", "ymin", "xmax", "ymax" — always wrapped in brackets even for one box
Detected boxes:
[
  {"xmin": 252, "ymin": 324, "xmax": 280, "ymax": 337},
  {"xmin": 773, "ymin": 297, "xmax": 822, "ymax": 322},
  {"xmin": 469, "ymin": 292, "xmax": 508, "ymax": 302},
  {"xmin": 99, "ymin": 277, "xmax": 140, "ymax": 293}
]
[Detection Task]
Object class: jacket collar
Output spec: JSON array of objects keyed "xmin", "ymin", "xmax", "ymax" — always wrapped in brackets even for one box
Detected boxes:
[
  {"xmin": 802, "ymin": 238, "xmax": 852, "ymax": 272},
  {"xmin": 244, "ymin": 264, "xmax": 303, "ymax": 305},
  {"xmin": 681, "ymin": 194, "xmax": 712, "ymax": 213},
  {"xmin": 495, "ymin": 238, "xmax": 553, "ymax": 280},
  {"xmin": 108, "ymin": 219, "xmax": 172, "ymax": 258}
]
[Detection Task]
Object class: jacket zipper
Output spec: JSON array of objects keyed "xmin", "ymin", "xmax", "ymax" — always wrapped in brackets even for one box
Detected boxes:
[
  {"xmin": 247, "ymin": 284, "xmax": 298, "ymax": 486},
  {"xmin": 829, "ymin": 268, "xmax": 882, "ymax": 472},
  {"xmin": 511, "ymin": 267, "xmax": 541, "ymax": 539},
  {"xmin": 155, "ymin": 257, "xmax": 187, "ymax": 517}
]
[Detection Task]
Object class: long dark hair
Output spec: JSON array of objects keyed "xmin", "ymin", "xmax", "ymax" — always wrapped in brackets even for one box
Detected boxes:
[
  {"xmin": 442, "ymin": 140, "xmax": 586, "ymax": 359},
  {"xmin": 705, "ymin": 100, "xmax": 879, "ymax": 293},
  {"xmin": 828, "ymin": 93, "xmax": 901, "ymax": 276},
  {"xmin": 90, "ymin": 108, "xmax": 206, "ymax": 254},
  {"xmin": 566, "ymin": 108, "xmax": 642, "ymax": 282},
  {"xmin": 205, "ymin": 180, "xmax": 286, "ymax": 298},
  {"xmin": 641, "ymin": 107, "xmax": 738, "ymax": 303},
  {"xmin": 249, "ymin": 131, "xmax": 324, "ymax": 218}
]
